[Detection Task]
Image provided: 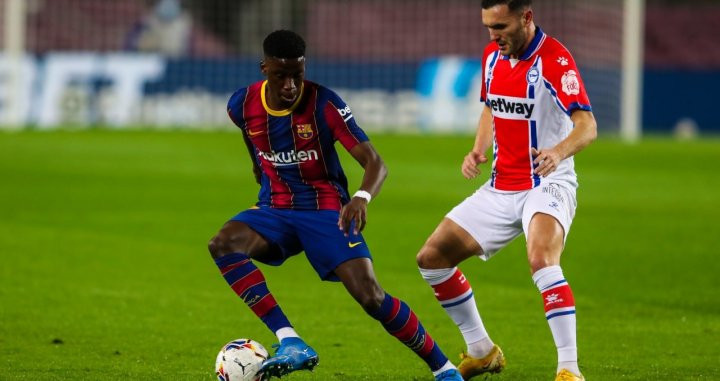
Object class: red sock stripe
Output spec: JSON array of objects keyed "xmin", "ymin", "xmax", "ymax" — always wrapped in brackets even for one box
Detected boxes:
[
  {"xmin": 419, "ymin": 334, "xmax": 435, "ymax": 356},
  {"xmin": 393, "ymin": 311, "xmax": 420, "ymax": 341},
  {"xmin": 249, "ymin": 294, "xmax": 279, "ymax": 317},
  {"xmin": 431, "ymin": 269, "xmax": 471, "ymax": 301},
  {"xmin": 220, "ymin": 259, "xmax": 251, "ymax": 275},
  {"xmin": 541, "ymin": 284, "xmax": 575, "ymax": 312},
  {"xmin": 384, "ymin": 297, "xmax": 401, "ymax": 324},
  {"xmin": 229, "ymin": 269, "xmax": 265, "ymax": 294}
]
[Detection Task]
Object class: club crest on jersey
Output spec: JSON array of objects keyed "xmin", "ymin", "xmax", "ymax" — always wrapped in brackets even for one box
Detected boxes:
[
  {"xmin": 526, "ymin": 67, "xmax": 540, "ymax": 85},
  {"xmin": 296, "ymin": 124, "xmax": 313, "ymax": 139},
  {"xmin": 561, "ymin": 70, "xmax": 581, "ymax": 96}
]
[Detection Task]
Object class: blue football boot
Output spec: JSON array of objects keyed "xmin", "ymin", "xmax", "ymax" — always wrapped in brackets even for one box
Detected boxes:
[
  {"xmin": 259, "ymin": 337, "xmax": 319, "ymax": 379},
  {"xmin": 435, "ymin": 368, "xmax": 464, "ymax": 381}
]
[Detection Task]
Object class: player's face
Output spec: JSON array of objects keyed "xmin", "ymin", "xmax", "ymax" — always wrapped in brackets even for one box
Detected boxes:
[
  {"xmin": 482, "ymin": 5, "xmax": 532, "ymax": 58},
  {"xmin": 261, "ymin": 56, "xmax": 305, "ymax": 109}
]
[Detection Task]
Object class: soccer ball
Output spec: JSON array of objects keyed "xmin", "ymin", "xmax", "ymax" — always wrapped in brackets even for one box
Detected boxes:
[{"xmin": 215, "ymin": 338, "xmax": 269, "ymax": 381}]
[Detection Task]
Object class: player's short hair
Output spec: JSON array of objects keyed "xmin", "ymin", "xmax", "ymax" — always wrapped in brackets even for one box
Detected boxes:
[
  {"xmin": 481, "ymin": 0, "xmax": 531, "ymax": 12},
  {"xmin": 263, "ymin": 30, "xmax": 306, "ymax": 59}
]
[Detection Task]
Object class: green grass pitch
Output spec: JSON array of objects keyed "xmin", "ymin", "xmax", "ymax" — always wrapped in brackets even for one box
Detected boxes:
[{"xmin": 1, "ymin": 130, "xmax": 719, "ymax": 380}]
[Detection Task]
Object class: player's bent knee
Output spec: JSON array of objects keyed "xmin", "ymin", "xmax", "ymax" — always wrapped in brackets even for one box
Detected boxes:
[
  {"xmin": 207, "ymin": 235, "xmax": 227, "ymax": 259},
  {"xmin": 527, "ymin": 241, "xmax": 562, "ymax": 270},
  {"xmin": 527, "ymin": 253, "xmax": 557, "ymax": 273},
  {"xmin": 208, "ymin": 233, "xmax": 243, "ymax": 259},
  {"xmin": 416, "ymin": 246, "xmax": 445, "ymax": 269}
]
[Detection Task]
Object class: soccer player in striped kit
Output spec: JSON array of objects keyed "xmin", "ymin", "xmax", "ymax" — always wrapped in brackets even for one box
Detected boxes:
[
  {"xmin": 208, "ymin": 30, "xmax": 463, "ymax": 380},
  {"xmin": 416, "ymin": 1, "xmax": 597, "ymax": 381}
]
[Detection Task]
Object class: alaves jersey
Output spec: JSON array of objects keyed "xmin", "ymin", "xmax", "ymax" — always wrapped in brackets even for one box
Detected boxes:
[
  {"xmin": 481, "ymin": 27, "xmax": 592, "ymax": 191},
  {"xmin": 227, "ymin": 80, "xmax": 368, "ymax": 210}
]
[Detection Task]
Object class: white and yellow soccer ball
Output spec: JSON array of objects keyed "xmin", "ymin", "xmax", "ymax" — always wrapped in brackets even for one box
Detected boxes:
[{"xmin": 215, "ymin": 338, "xmax": 269, "ymax": 381}]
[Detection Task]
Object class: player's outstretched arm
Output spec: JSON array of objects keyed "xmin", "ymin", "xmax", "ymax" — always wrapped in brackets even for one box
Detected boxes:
[
  {"xmin": 462, "ymin": 105, "xmax": 494, "ymax": 179},
  {"xmin": 532, "ymin": 110, "xmax": 597, "ymax": 177},
  {"xmin": 338, "ymin": 141, "xmax": 387, "ymax": 236}
]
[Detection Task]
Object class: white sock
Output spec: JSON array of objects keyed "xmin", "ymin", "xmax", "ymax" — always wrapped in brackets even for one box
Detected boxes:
[
  {"xmin": 467, "ymin": 337, "xmax": 495, "ymax": 359},
  {"xmin": 431, "ymin": 360, "xmax": 457, "ymax": 376},
  {"xmin": 532, "ymin": 265, "xmax": 581, "ymax": 376},
  {"xmin": 419, "ymin": 267, "xmax": 494, "ymax": 358},
  {"xmin": 275, "ymin": 327, "xmax": 299, "ymax": 341}
]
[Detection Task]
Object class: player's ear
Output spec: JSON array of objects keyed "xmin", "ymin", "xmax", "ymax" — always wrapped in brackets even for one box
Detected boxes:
[
  {"xmin": 522, "ymin": 9, "xmax": 533, "ymax": 25},
  {"xmin": 260, "ymin": 60, "xmax": 267, "ymax": 75}
]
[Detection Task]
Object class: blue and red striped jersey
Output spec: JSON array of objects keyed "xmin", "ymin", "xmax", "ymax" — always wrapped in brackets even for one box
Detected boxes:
[{"xmin": 227, "ymin": 80, "xmax": 369, "ymax": 210}]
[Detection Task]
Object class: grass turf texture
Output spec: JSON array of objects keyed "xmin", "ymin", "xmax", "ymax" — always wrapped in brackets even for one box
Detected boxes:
[{"xmin": 1, "ymin": 130, "xmax": 718, "ymax": 380}]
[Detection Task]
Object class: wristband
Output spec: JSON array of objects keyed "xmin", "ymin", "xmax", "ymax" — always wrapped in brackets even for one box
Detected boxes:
[{"xmin": 353, "ymin": 190, "xmax": 372, "ymax": 203}]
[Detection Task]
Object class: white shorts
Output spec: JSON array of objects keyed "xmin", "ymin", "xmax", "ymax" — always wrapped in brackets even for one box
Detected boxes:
[{"xmin": 446, "ymin": 181, "xmax": 577, "ymax": 260}]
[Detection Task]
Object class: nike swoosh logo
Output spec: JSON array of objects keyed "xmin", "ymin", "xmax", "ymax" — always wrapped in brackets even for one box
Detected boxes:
[
  {"xmin": 348, "ymin": 242, "xmax": 362, "ymax": 248},
  {"xmin": 247, "ymin": 129, "xmax": 264, "ymax": 136}
]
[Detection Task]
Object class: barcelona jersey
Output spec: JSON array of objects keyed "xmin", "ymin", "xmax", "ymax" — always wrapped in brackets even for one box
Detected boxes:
[
  {"xmin": 227, "ymin": 80, "xmax": 368, "ymax": 210},
  {"xmin": 480, "ymin": 27, "xmax": 592, "ymax": 191}
]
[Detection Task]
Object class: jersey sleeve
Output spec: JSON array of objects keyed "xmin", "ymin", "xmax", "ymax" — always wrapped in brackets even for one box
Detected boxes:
[
  {"xmin": 227, "ymin": 87, "xmax": 248, "ymax": 130},
  {"xmin": 542, "ymin": 49, "xmax": 591, "ymax": 115},
  {"xmin": 323, "ymin": 90, "xmax": 369, "ymax": 151}
]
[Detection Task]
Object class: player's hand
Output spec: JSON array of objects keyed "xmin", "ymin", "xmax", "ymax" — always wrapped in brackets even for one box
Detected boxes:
[
  {"xmin": 338, "ymin": 197, "xmax": 367, "ymax": 236},
  {"xmin": 531, "ymin": 147, "xmax": 563, "ymax": 177},
  {"xmin": 461, "ymin": 151, "xmax": 488, "ymax": 179}
]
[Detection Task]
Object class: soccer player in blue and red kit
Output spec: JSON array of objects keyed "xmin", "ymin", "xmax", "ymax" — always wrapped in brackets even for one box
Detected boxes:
[{"xmin": 208, "ymin": 30, "xmax": 463, "ymax": 380}]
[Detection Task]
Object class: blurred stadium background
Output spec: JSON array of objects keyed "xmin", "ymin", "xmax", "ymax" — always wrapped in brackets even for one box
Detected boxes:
[{"xmin": 0, "ymin": 0, "xmax": 717, "ymax": 136}]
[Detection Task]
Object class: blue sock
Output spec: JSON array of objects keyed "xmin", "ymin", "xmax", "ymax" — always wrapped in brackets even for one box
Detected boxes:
[{"xmin": 214, "ymin": 253, "xmax": 291, "ymax": 333}]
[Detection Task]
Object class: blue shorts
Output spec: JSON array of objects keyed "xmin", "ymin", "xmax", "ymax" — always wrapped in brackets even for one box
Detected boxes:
[{"xmin": 230, "ymin": 206, "xmax": 372, "ymax": 281}]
